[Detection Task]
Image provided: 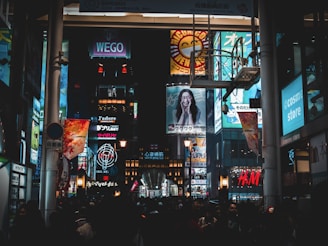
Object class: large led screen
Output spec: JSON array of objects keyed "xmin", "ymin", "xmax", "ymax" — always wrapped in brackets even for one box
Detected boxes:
[
  {"xmin": 221, "ymin": 87, "xmax": 262, "ymax": 128},
  {"xmin": 166, "ymin": 85, "xmax": 206, "ymax": 135},
  {"xmin": 281, "ymin": 75, "xmax": 304, "ymax": 136},
  {"xmin": 213, "ymin": 31, "xmax": 262, "ymax": 131}
]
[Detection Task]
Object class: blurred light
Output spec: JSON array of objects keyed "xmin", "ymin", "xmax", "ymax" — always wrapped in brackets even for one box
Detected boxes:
[
  {"xmin": 97, "ymin": 63, "xmax": 104, "ymax": 74},
  {"xmin": 121, "ymin": 64, "xmax": 128, "ymax": 74},
  {"xmin": 119, "ymin": 139, "xmax": 127, "ymax": 148}
]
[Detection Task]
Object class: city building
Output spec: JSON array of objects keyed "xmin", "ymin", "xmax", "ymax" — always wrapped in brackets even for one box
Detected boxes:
[{"xmin": 0, "ymin": 0, "xmax": 327, "ymax": 236}]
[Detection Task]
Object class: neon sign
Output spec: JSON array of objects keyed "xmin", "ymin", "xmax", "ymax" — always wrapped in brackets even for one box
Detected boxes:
[{"xmin": 230, "ymin": 166, "xmax": 262, "ymax": 187}]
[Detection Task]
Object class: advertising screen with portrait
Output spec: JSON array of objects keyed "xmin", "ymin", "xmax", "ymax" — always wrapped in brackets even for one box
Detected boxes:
[{"xmin": 166, "ymin": 85, "xmax": 206, "ymax": 134}]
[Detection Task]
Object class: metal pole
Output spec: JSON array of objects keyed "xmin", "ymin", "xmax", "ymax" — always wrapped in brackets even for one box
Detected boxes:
[
  {"xmin": 39, "ymin": 0, "xmax": 64, "ymax": 226},
  {"xmin": 189, "ymin": 149, "xmax": 192, "ymax": 197},
  {"xmin": 258, "ymin": 0, "xmax": 282, "ymax": 210}
]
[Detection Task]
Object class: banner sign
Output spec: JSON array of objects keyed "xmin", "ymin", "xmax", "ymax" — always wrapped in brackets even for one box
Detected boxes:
[
  {"xmin": 62, "ymin": 119, "xmax": 90, "ymax": 160},
  {"xmin": 237, "ymin": 111, "xmax": 259, "ymax": 155}
]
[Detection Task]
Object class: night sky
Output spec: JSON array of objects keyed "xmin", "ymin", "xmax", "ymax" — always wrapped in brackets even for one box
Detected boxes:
[{"xmin": 130, "ymin": 29, "xmax": 171, "ymax": 146}]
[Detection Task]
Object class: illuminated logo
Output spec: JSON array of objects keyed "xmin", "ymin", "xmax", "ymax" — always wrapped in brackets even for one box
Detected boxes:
[
  {"xmin": 237, "ymin": 170, "xmax": 261, "ymax": 186},
  {"xmin": 230, "ymin": 167, "xmax": 262, "ymax": 187},
  {"xmin": 170, "ymin": 30, "xmax": 208, "ymax": 75},
  {"xmin": 97, "ymin": 143, "xmax": 117, "ymax": 170}
]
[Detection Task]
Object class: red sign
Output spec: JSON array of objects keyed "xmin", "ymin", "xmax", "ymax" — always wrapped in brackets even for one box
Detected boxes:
[{"xmin": 237, "ymin": 170, "xmax": 261, "ymax": 186}]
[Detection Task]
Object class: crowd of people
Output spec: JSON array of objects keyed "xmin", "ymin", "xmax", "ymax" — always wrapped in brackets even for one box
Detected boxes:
[{"xmin": 1, "ymin": 191, "xmax": 325, "ymax": 246}]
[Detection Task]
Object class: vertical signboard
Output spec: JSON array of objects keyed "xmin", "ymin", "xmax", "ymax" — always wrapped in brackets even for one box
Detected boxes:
[
  {"xmin": 62, "ymin": 119, "xmax": 90, "ymax": 160},
  {"xmin": 30, "ymin": 97, "xmax": 41, "ymax": 165},
  {"xmin": 185, "ymin": 136, "xmax": 207, "ymax": 198},
  {"xmin": 281, "ymin": 75, "xmax": 304, "ymax": 136},
  {"xmin": 0, "ymin": 28, "xmax": 11, "ymax": 87}
]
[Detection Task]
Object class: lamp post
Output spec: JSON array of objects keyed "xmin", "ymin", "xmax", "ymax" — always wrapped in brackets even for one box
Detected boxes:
[
  {"xmin": 184, "ymin": 139, "xmax": 192, "ymax": 198},
  {"xmin": 219, "ymin": 175, "xmax": 229, "ymax": 204},
  {"xmin": 119, "ymin": 139, "xmax": 127, "ymax": 148},
  {"xmin": 76, "ymin": 168, "xmax": 86, "ymax": 198},
  {"xmin": 117, "ymin": 139, "xmax": 127, "ymax": 195}
]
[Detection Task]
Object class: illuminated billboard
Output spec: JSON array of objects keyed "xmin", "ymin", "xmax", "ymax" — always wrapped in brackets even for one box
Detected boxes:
[
  {"xmin": 170, "ymin": 30, "xmax": 208, "ymax": 75},
  {"xmin": 212, "ymin": 31, "xmax": 262, "ymax": 130},
  {"xmin": 184, "ymin": 136, "xmax": 207, "ymax": 198},
  {"xmin": 0, "ymin": 28, "xmax": 11, "ymax": 87},
  {"xmin": 62, "ymin": 119, "xmax": 90, "ymax": 160},
  {"xmin": 88, "ymin": 30, "xmax": 131, "ymax": 59},
  {"xmin": 166, "ymin": 85, "xmax": 206, "ymax": 135},
  {"xmin": 30, "ymin": 97, "xmax": 41, "ymax": 165},
  {"xmin": 281, "ymin": 74, "xmax": 304, "ymax": 136},
  {"xmin": 222, "ymin": 87, "xmax": 262, "ymax": 128}
]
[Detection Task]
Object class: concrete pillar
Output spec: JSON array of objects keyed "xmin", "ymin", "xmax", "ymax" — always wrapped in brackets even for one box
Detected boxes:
[
  {"xmin": 39, "ymin": 0, "xmax": 64, "ymax": 226},
  {"xmin": 258, "ymin": 0, "xmax": 282, "ymax": 209}
]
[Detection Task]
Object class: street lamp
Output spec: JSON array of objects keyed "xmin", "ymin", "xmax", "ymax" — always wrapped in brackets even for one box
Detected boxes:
[
  {"xmin": 119, "ymin": 139, "xmax": 127, "ymax": 148},
  {"xmin": 219, "ymin": 175, "xmax": 229, "ymax": 204},
  {"xmin": 184, "ymin": 139, "xmax": 192, "ymax": 198},
  {"xmin": 76, "ymin": 168, "xmax": 86, "ymax": 198},
  {"xmin": 116, "ymin": 139, "xmax": 128, "ymax": 195}
]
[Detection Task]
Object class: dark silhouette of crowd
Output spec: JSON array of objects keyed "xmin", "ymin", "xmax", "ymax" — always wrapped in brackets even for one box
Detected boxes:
[{"xmin": 3, "ymin": 183, "xmax": 327, "ymax": 246}]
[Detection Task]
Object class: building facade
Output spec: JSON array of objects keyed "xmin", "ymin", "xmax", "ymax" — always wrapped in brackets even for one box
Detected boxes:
[{"xmin": 0, "ymin": 0, "xmax": 327, "ymax": 233}]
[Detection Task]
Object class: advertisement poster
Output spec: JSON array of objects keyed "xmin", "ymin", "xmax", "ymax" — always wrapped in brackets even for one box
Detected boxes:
[
  {"xmin": 281, "ymin": 74, "xmax": 304, "ymax": 136},
  {"xmin": 166, "ymin": 85, "xmax": 206, "ymax": 134},
  {"xmin": 237, "ymin": 111, "xmax": 259, "ymax": 155},
  {"xmin": 185, "ymin": 136, "xmax": 207, "ymax": 167},
  {"xmin": 170, "ymin": 30, "xmax": 208, "ymax": 75},
  {"xmin": 185, "ymin": 136, "xmax": 207, "ymax": 198},
  {"xmin": 30, "ymin": 97, "xmax": 41, "ymax": 165},
  {"xmin": 62, "ymin": 119, "xmax": 90, "ymax": 160}
]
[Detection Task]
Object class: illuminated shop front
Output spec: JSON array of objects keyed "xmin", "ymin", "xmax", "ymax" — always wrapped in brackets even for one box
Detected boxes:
[{"xmin": 228, "ymin": 166, "xmax": 263, "ymax": 202}]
